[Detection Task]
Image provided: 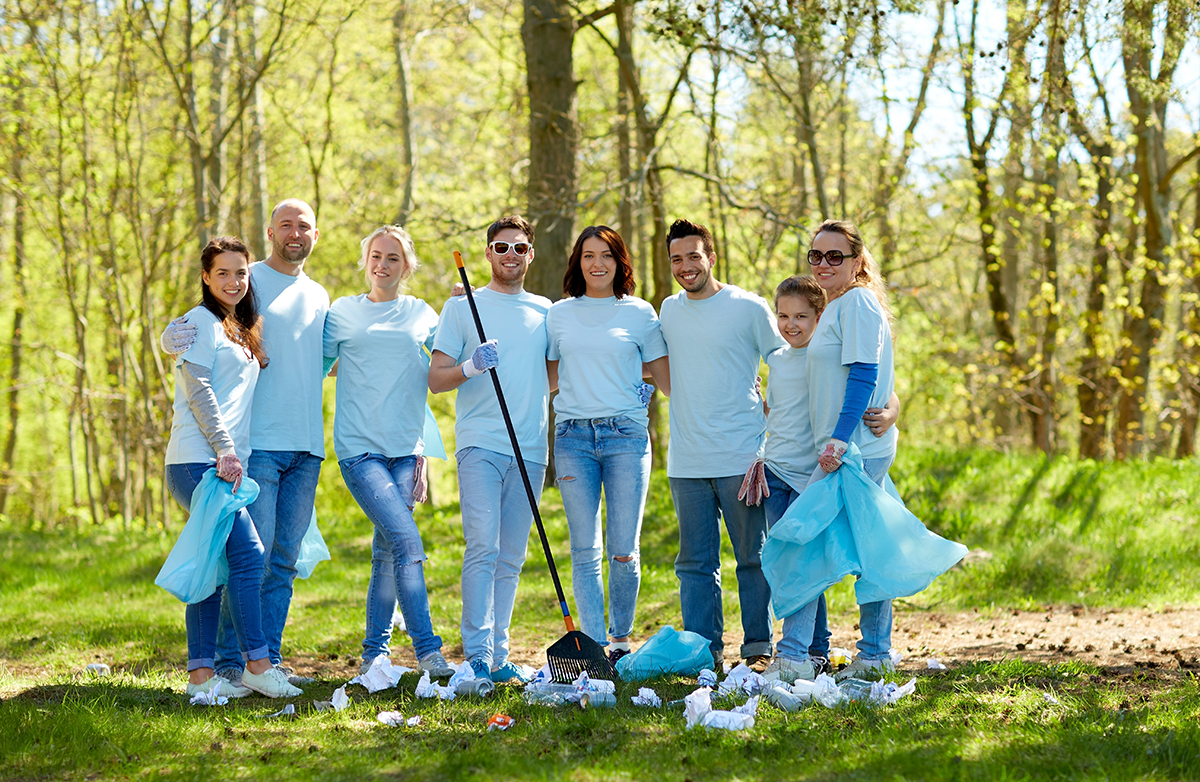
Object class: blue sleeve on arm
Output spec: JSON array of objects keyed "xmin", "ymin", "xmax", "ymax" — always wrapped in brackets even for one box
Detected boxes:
[{"xmin": 832, "ymin": 362, "xmax": 879, "ymax": 442}]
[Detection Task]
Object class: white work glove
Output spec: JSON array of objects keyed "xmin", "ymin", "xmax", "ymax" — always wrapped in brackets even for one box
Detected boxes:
[
  {"xmin": 818, "ymin": 438, "xmax": 848, "ymax": 474},
  {"xmin": 413, "ymin": 456, "xmax": 429, "ymax": 504},
  {"xmin": 462, "ymin": 339, "xmax": 498, "ymax": 378},
  {"xmin": 216, "ymin": 450, "xmax": 244, "ymax": 494},
  {"xmin": 161, "ymin": 316, "xmax": 198, "ymax": 355},
  {"xmin": 737, "ymin": 458, "xmax": 770, "ymax": 506}
]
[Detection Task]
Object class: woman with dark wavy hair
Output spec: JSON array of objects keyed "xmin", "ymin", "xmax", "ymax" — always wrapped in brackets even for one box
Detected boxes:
[
  {"xmin": 545, "ymin": 225, "xmax": 670, "ymax": 665},
  {"xmin": 164, "ymin": 236, "xmax": 301, "ymax": 699}
]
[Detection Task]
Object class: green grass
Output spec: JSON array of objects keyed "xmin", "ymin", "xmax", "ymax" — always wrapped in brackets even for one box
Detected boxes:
[{"xmin": 3, "ymin": 448, "xmax": 1200, "ymax": 780}]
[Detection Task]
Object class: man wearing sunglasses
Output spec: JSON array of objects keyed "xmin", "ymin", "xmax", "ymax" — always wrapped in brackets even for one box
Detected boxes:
[
  {"xmin": 429, "ymin": 215, "xmax": 555, "ymax": 685},
  {"xmin": 658, "ymin": 218, "xmax": 786, "ymax": 673}
]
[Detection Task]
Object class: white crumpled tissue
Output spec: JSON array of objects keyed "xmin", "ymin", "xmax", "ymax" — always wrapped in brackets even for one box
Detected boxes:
[
  {"xmin": 684, "ymin": 687, "xmax": 712, "ymax": 728},
  {"xmin": 889, "ymin": 648, "xmax": 904, "ymax": 667},
  {"xmin": 331, "ymin": 685, "xmax": 349, "ymax": 711},
  {"xmin": 718, "ymin": 663, "xmax": 766, "ymax": 697},
  {"xmin": 189, "ymin": 680, "xmax": 228, "ymax": 706},
  {"xmin": 631, "ymin": 687, "xmax": 662, "ymax": 707},
  {"xmin": 697, "ymin": 669, "xmax": 718, "ymax": 688},
  {"xmin": 926, "ymin": 658, "xmax": 947, "ymax": 670},
  {"xmin": 377, "ymin": 711, "xmax": 422, "ymax": 727},
  {"xmin": 572, "ymin": 671, "xmax": 615, "ymax": 694},
  {"xmin": 684, "ymin": 687, "xmax": 757, "ymax": 731},
  {"xmin": 811, "ymin": 674, "xmax": 844, "ymax": 708},
  {"xmin": 349, "ymin": 657, "xmax": 413, "ymax": 694},
  {"xmin": 868, "ymin": 677, "xmax": 917, "ymax": 706},
  {"xmin": 264, "ymin": 703, "xmax": 296, "ymax": 718},
  {"xmin": 415, "ymin": 670, "xmax": 456, "ymax": 701}
]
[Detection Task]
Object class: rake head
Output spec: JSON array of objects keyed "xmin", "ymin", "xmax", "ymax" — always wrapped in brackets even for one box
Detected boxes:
[{"xmin": 547, "ymin": 630, "xmax": 616, "ymax": 683}]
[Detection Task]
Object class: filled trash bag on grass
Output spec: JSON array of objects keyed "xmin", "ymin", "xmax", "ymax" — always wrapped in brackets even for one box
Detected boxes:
[
  {"xmin": 615, "ymin": 626, "xmax": 712, "ymax": 681},
  {"xmin": 763, "ymin": 444, "xmax": 967, "ymax": 620},
  {"xmin": 156, "ymin": 469, "xmax": 259, "ymax": 604}
]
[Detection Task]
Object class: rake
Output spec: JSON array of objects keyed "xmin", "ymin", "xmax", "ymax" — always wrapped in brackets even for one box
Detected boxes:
[{"xmin": 453, "ymin": 251, "xmax": 615, "ymax": 683}]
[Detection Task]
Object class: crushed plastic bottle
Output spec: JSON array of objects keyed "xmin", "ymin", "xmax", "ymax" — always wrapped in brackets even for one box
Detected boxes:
[
  {"xmin": 810, "ymin": 674, "xmax": 843, "ymax": 708},
  {"xmin": 523, "ymin": 690, "xmax": 567, "ymax": 706},
  {"xmin": 764, "ymin": 682, "xmax": 807, "ymax": 712},
  {"xmin": 579, "ymin": 691, "xmax": 616, "ymax": 709},
  {"xmin": 838, "ymin": 677, "xmax": 875, "ymax": 702},
  {"xmin": 828, "ymin": 647, "xmax": 854, "ymax": 667}
]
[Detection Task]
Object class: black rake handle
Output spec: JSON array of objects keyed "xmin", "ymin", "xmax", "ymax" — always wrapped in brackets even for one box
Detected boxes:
[{"xmin": 452, "ymin": 251, "xmax": 576, "ymax": 633}]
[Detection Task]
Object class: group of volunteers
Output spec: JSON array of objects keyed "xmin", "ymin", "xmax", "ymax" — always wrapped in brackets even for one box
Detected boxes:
[{"xmin": 161, "ymin": 196, "xmax": 905, "ymax": 700}]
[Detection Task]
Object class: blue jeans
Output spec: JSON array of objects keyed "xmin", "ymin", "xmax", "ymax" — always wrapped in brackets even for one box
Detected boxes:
[
  {"xmin": 670, "ymin": 475, "xmax": 773, "ymax": 660},
  {"xmin": 167, "ymin": 463, "xmax": 269, "ymax": 671},
  {"xmin": 340, "ymin": 453, "xmax": 442, "ymax": 661},
  {"xmin": 457, "ymin": 446, "xmax": 546, "ymax": 667},
  {"xmin": 764, "ymin": 466, "xmax": 830, "ymax": 660},
  {"xmin": 784, "ymin": 454, "xmax": 897, "ymax": 662},
  {"xmin": 214, "ymin": 450, "xmax": 322, "ymax": 672},
  {"xmin": 555, "ymin": 417, "xmax": 651, "ymax": 646}
]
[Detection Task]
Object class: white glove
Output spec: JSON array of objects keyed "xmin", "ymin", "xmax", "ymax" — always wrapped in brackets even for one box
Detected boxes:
[
  {"xmin": 818, "ymin": 439, "xmax": 848, "ymax": 474},
  {"xmin": 216, "ymin": 450, "xmax": 244, "ymax": 493},
  {"xmin": 462, "ymin": 339, "xmax": 498, "ymax": 378},
  {"xmin": 161, "ymin": 316, "xmax": 198, "ymax": 355}
]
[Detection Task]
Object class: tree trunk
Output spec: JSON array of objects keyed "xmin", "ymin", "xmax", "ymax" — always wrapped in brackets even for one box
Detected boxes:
[
  {"xmin": 0, "ymin": 97, "xmax": 26, "ymax": 514},
  {"xmin": 248, "ymin": 0, "xmax": 270, "ymax": 260},
  {"xmin": 393, "ymin": 2, "xmax": 416, "ymax": 226},
  {"xmin": 522, "ymin": 0, "xmax": 578, "ymax": 300},
  {"xmin": 1176, "ymin": 163, "xmax": 1200, "ymax": 457}
]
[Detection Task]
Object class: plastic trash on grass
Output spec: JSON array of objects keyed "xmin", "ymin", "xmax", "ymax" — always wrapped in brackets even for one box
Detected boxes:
[
  {"xmin": 717, "ymin": 663, "xmax": 766, "ymax": 697},
  {"xmin": 614, "ymin": 626, "xmax": 713, "ymax": 681},
  {"xmin": 349, "ymin": 656, "xmax": 413, "ymax": 693},
  {"xmin": 926, "ymin": 658, "xmax": 947, "ymax": 670},
  {"xmin": 188, "ymin": 680, "xmax": 228, "ymax": 706},
  {"xmin": 488, "ymin": 713, "xmax": 514, "ymax": 731},
  {"xmin": 263, "ymin": 703, "xmax": 296, "ymax": 718},
  {"xmin": 869, "ymin": 677, "xmax": 917, "ymax": 706},
  {"xmin": 697, "ymin": 669, "xmax": 718, "ymax": 688},
  {"xmin": 86, "ymin": 663, "xmax": 111, "ymax": 677},
  {"xmin": 685, "ymin": 687, "xmax": 757, "ymax": 731},
  {"xmin": 889, "ymin": 648, "xmax": 904, "ymax": 667},
  {"xmin": 631, "ymin": 687, "xmax": 662, "ymax": 707},
  {"xmin": 415, "ymin": 670, "xmax": 456, "ymax": 701}
]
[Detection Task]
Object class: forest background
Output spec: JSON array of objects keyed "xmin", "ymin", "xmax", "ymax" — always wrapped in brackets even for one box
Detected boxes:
[{"xmin": 1, "ymin": 0, "xmax": 1199, "ymax": 531}]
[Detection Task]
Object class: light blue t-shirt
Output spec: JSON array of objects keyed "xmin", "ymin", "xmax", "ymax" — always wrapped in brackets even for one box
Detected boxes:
[
  {"xmin": 323, "ymin": 294, "xmax": 439, "ymax": 460},
  {"xmin": 432, "ymin": 288, "xmax": 552, "ymax": 464},
  {"xmin": 807, "ymin": 287, "xmax": 897, "ymax": 461},
  {"xmin": 659, "ymin": 285, "xmax": 786, "ymax": 478},
  {"xmin": 166, "ymin": 306, "xmax": 260, "ymax": 465},
  {"xmin": 546, "ymin": 295, "xmax": 668, "ymax": 428},
  {"xmin": 248, "ymin": 262, "xmax": 329, "ymax": 458},
  {"xmin": 764, "ymin": 346, "xmax": 818, "ymax": 492}
]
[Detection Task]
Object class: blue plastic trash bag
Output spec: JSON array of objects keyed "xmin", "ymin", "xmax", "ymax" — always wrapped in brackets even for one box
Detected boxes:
[
  {"xmin": 615, "ymin": 626, "xmax": 713, "ymax": 681},
  {"xmin": 155, "ymin": 469, "xmax": 259, "ymax": 604},
  {"xmin": 423, "ymin": 403, "xmax": 447, "ymax": 460},
  {"xmin": 763, "ymin": 444, "xmax": 967, "ymax": 620},
  {"xmin": 295, "ymin": 508, "xmax": 331, "ymax": 579}
]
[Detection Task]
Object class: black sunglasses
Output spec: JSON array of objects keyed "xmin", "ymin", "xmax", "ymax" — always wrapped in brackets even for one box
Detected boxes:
[{"xmin": 807, "ymin": 249, "xmax": 850, "ymax": 267}]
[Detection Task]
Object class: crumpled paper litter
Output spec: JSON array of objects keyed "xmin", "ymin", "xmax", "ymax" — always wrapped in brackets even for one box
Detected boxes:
[{"xmin": 631, "ymin": 687, "xmax": 662, "ymax": 707}]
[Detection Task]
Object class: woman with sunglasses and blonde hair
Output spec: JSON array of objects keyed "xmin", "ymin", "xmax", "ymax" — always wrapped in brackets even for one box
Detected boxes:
[
  {"xmin": 545, "ymin": 225, "xmax": 670, "ymax": 665},
  {"xmin": 799, "ymin": 219, "xmax": 899, "ymax": 681},
  {"xmin": 323, "ymin": 225, "xmax": 455, "ymax": 679}
]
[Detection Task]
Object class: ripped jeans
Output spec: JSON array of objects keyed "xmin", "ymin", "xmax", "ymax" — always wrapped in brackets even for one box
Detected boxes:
[
  {"xmin": 554, "ymin": 417, "xmax": 651, "ymax": 646},
  {"xmin": 340, "ymin": 453, "xmax": 442, "ymax": 661}
]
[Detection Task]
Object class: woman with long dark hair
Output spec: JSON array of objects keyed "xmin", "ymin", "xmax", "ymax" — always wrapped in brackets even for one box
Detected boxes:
[
  {"xmin": 164, "ymin": 236, "xmax": 301, "ymax": 699},
  {"xmin": 545, "ymin": 225, "xmax": 670, "ymax": 664}
]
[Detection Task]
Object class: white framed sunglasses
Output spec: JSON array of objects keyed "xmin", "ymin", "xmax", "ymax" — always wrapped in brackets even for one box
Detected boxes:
[{"xmin": 488, "ymin": 241, "xmax": 532, "ymax": 257}]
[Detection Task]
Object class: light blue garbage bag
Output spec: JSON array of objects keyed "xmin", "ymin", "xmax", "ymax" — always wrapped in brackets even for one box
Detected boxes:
[
  {"xmin": 615, "ymin": 625, "xmax": 713, "ymax": 681},
  {"xmin": 762, "ymin": 444, "xmax": 968, "ymax": 621},
  {"xmin": 155, "ymin": 469, "xmax": 259, "ymax": 604},
  {"xmin": 295, "ymin": 508, "xmax": 331, "ymax": 579}
]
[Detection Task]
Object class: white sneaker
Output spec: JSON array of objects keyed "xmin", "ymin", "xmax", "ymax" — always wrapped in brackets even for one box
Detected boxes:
[
  {"xmin": 186, "ymin": 675, "xmax": 253, "ymax": 699},
  {"xmin": 242, "ymin": 666, "xmax": 303, "ymax": 698},
  {"xmin": 834, "ymin": 657, "xmax": 895, "ymax": 681},
  {"xmin": 274, "ymin": 663, "xmax": 314, "ymax": 686},
  {"xmin": 763, "ymin": 657, "xmax": 817, "ymax": 682},
  {"xmin": 418, "ymin": 651, "xmax": 455, "ymax": 679}
]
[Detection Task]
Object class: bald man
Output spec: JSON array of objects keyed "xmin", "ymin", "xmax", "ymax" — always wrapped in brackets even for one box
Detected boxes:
[{"xmin": 162, "ymin": 200, "xmax": 329, "ymax": 687}]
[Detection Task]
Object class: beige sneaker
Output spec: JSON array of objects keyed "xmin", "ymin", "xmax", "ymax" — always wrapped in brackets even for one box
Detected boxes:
[
  {"xmin": 763, "ymin": 657, "xmax": 817, "ymax": 682},
  {"xmin": 242, "ymin": 666, "xmax": 303, "ymax": 698},
  {"xmin": 834, "ymin": 657, "xmax": 895, "ymax": 681}
]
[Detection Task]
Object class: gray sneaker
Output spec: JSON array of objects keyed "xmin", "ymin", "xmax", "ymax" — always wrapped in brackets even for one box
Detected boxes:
[
  {"xmin": 274, "ymin": 663, "xmax": 315, "ymax": 686},
  {"xmin": 834, "ymin": 657, "xmax": 895, "ymax": 681},
  {"xmin": 214, "ymin": 666, "xmax": 243, "ymax": 688},
  {"xmin": 764, "ymin": 657, "xmax": 817, "ymax": 683},
  {"xmin": 418, "ymin": 651, "xmax": 455, "ymax": 679}
]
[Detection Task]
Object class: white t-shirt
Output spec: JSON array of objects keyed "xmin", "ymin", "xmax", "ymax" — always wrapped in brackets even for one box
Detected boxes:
[
  {"xmin": 764, "ymin": 346, "xmax": 818, "ymax": 492},
  {"xmin": 659, "ymin": 285, "xmax": 786, "ymax": 478},
  {"xmin": 432, "ymin": 288, "xmax": 552, "ymax": 464},
  {"xmin": 806, "ymin": 286, "xmax": 897, "ymax": 460},
  {"xmin": 248, "ymin": 262, "xmax": 330, "ymax": 458},
  {"xmin": 166, "ymin": 306, "xmax": 260, "ymax": 465},
  {"xmin": 324, "ymin": 294, "xmax": 439, "ymax": 460},
  {"xmin": 546, "ymin": 295, "xmax": 668, "ymax": 428}
]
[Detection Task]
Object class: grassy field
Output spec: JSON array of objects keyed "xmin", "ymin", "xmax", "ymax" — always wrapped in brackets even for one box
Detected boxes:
[{"xmin": 2, "ymin": 448, "xmax": 1200, "ymax": 780}]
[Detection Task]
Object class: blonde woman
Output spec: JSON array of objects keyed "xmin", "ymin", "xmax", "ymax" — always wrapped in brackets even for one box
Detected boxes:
[{"xmin": 323, "ymin": 225, "xmax": 454, "ymax": 678}]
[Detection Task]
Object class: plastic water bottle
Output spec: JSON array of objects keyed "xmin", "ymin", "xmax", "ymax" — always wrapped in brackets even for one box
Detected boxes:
[{"xmin": 579, "ymin": 691, "xmax": 615, "ymax": 709}]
